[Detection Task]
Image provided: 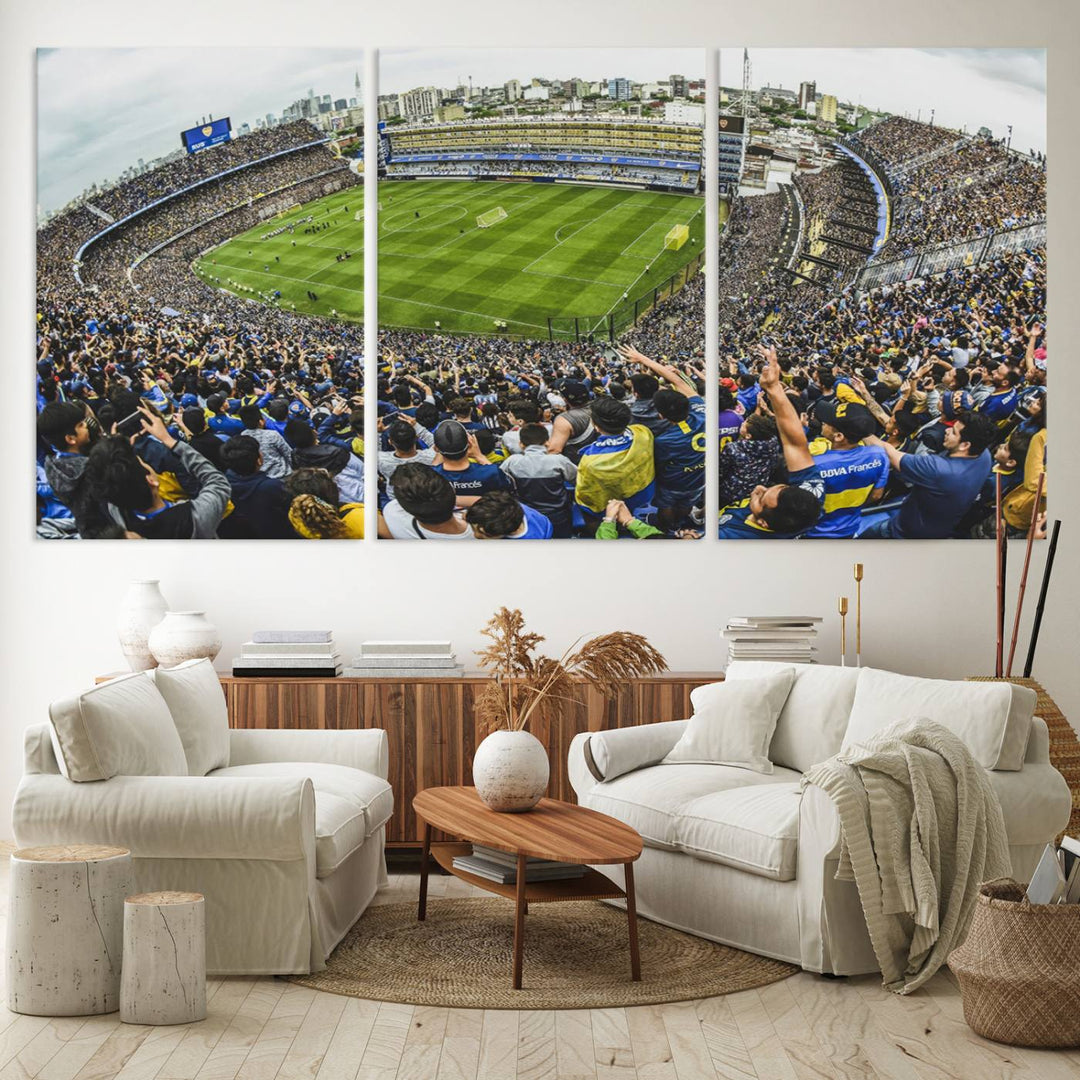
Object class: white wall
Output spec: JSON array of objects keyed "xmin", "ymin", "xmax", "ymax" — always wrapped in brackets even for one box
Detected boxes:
[{"xmin": 2, "ymin": 1, "xmax": 1078, "ymax": 837}]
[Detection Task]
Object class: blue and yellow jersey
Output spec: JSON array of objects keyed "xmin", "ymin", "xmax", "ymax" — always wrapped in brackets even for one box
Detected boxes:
[
  {"xmin": 805, "ymin": 443, "xmax": 889, "ymax": 538},
  {"xmin": 978, "ymin": 387, "xmax": 1020, "ymax": 425},
  {"xmin": 653, "ymin": 397, "xmax": 706, "ymax": 504},
  {"xmin": 575, "ymin": 424, "xmax": 655, "ymax": 514}
]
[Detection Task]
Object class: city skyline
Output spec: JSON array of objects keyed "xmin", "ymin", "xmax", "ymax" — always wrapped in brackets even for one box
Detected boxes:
[
  {"xmin": 721, "ymin": 48, "xmax": 1046, "ymax": 154},
  {"xmin": 378, "ymin": 48, "xmax": 703, "ymax": 99},
  {"xmin": 37, "ymin": 48, "xmax": 363, "ymax": 214}
]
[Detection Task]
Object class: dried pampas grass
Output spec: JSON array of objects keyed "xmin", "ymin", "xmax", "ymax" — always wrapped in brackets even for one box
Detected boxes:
[{"xmin": 475, "ymin": 607, "xmax": 666, "ymax": 734}]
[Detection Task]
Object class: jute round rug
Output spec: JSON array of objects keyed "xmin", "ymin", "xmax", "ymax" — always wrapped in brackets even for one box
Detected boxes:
[{"xmin": 288, "ymin": 898, "xmax": 797, "ymax": 1009}]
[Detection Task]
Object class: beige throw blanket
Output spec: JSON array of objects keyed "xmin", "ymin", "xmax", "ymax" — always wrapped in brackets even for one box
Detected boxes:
[{"xmin": 802, "ymin": 718, "xmax": 1011, "ymax": 994}]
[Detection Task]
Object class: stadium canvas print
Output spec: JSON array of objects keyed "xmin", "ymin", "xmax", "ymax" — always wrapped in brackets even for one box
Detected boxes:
[
  {"xmin": 716, "ymin": 48, "xmax": 1046, "ymax": 540},
  {"xmin": 36, "ymin": 48, "xmax": 367, "ymax": 540},
  {"xmin": 375, "ymin": 48, "xmax": 707, "ymax": 540}
]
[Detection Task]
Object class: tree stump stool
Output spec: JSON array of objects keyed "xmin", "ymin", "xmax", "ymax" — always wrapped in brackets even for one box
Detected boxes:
[
  {"xmin": 7, "ymin": 844, "xmax": 132, "ymax": 1015},
  {"xmin": 120, "ymin": 891, "xmax": 207, "ymax": 1025}
]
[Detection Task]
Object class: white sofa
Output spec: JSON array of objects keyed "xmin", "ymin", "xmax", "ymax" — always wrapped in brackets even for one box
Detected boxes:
[
  {"xmin": 11, "ymin": 660, "xmax": 392, "ymax": 976},
  {"xmin": 568, "ymin": 663, "xmax": 1072, "ymax": 976}
]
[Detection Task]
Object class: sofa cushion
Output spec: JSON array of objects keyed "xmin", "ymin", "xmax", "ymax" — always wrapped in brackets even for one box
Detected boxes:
[
  {"xmin": 210, "ymin": 762, "xmax": 393, "ymax": 838},
  {"xmin": 663, "ymin": 670, "xmax": 795, "ymax": 774},
  {"xmin": 725, "ymin": 661, "xmax": 859, "ymax": 772},
  {"xmin": 583, "ymin": 762, "xmax": 802, "ymax": 852},
  {"xmin": 586, "ymin": 720, "xmax": 688, "ymax": 782},
  {"xmin": 49, "ymin": 672, "xmax": 187, "ymax": 782},
  {"xmin": 843, "ymin": 668, "xmax": 1036, "ymax": 771},
  {"xmin": 311, "ymin": 792, "xmax": 369, "ymax": 878},
  {"xmin": 678, "ymin": 783, "xmax": 802, "ymax": 881},
  {"xmin": 150, "ymin": 659, "xmax": 230, "ymax": 776}
]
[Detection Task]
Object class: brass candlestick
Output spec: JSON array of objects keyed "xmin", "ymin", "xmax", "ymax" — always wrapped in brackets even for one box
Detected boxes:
[
  {"xmin": 854, "ymin": 563, "xmax": 864, "ymax": 667},
  {"xmin": 838, "ymin": 596, "xmax": 849, "ymax": 667}
]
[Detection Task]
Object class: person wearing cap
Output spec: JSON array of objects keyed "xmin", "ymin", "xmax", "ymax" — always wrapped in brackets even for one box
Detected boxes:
[
  {"xmin": 804, "ymin": 399, "xmax": 889, "ymax": 539},
  {"xmin": 718, "ymin": 345, "xmax": 823, "ymax": 540},
  {"xmin": 432, "ymin": 421, "xmax": 510, "ymax": 506}
]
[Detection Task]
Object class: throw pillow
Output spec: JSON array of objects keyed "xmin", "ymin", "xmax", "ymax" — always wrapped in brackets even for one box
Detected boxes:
[
  {"xmin": 663, "ymin": 670, "xmax": 796, "ymax": 774},
  {"xmin": 49, "ymin": 672, "xmax": 188, "ymax": 781},
  {"xmin": 150, "ymin": 658, "xmax": 231, "ymax": 775}
]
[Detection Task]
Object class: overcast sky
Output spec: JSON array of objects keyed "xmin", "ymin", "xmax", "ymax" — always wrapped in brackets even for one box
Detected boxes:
[
  {"xmin": 38, "ymin": 46, "xmax": 1045, "ymax": 214},
  {"xmin": 37, "ymin": 48, "xmax": 363, "ymax": 213},
  {"xmin": 721, "ymin": 48, "xmax": 1045, "ymax": 154},
  {"xmin": 378, "ymin": 48, "xmax": 702, "ymax": 98}
]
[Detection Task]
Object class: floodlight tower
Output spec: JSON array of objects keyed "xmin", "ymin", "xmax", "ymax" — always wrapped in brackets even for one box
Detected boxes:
[{"xmin": 739, "ymin": 48, "xmax": 753, "ymax": 119}]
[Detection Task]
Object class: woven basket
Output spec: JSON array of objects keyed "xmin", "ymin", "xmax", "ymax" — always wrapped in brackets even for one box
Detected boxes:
[{"xmin": 949, "ymin": 879, "xmax": 1080, "ymax": 1047}]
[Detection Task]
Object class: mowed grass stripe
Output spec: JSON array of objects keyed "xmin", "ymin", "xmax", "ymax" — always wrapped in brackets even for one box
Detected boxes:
[
  {"xmin": 377, "ymin": 180, "xmax": 703, "ymax": 335},
  {"xmin": 194, "ymin": 187, "xmax": 365, "ymax": 321},
  {"xmin": 192, "ymin": 179, "xmax": 704, "ymax": 335}
]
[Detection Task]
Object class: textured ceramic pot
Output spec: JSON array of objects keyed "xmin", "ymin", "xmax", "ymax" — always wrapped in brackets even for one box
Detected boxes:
[
  {"xmin": 148, "ymin": 611, "xmax": 222, "ymax": 669},
  {"xmin": 472, "ymin": 729, "xmax": 550, "ymax": 812},
  {"xmin": 116, "ymin": 580, "xmax": 169, "ymax": 671}
]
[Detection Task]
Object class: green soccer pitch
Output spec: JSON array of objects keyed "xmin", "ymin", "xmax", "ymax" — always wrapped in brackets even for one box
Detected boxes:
[
  {"xmin": 191, "ymin": 180, "xmax": 705, "ymax": 338},
  {"xmin": 378, "ymin": 180, "xmax": 703, "ymax": 337},
  {"xmin": 192, "ymin": 187, "xmax": 365, "ymax": 321}
]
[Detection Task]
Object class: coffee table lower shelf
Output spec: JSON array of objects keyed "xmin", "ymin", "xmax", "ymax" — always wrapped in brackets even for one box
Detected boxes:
[
  {"xmin": 430, "ymin": 842, "xmax": 627, "ymax": 903},
  {"xmin": 419, "ymin": 839, "xmax": 641, "ymax": 989}
]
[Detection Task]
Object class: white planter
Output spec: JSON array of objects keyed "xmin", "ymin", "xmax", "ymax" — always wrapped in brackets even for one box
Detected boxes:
[
  {"xmin": 148, "ymin": 611, "xmax": 222, "ymax": 669},
  {"xmin": 472, "ymin": 729, "xmax": 550, "ymax": 812},
  {"xmin": 116, "ymin": 580, "xmax": 168, "ymax": 671}
]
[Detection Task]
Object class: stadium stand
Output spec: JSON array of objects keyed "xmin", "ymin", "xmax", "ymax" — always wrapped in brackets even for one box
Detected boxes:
[
  {"xmin": 715, "ymin": 118, "xmax": 1047, "ymax": 541},
  {"xmin": 36, "ymin": 116, "xmax": 710, "ymax": 541},
  {"xmin": 382, "ymin": 116, "xmax": 703, "ymax": 193}
]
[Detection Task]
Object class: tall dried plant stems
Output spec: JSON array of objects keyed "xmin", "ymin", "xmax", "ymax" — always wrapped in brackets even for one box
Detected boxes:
[{"xmin": 475, "ymin": 608, "xmax": 667, "ymax": 734}]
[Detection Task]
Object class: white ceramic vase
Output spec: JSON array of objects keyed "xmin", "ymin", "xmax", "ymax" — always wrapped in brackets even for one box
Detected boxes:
[
  {"xmin": 116, "ymin": 580, "xmax": 169, "ymax": 671},
  {"xmin": 148, "ymin": 611, "xmax": 222, "ymax": 670},
  {"xmin": 472, "ymin": 729, "xmax": 550, "ymax": 812}
]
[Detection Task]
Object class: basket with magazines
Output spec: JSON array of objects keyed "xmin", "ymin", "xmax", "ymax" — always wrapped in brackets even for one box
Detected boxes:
[{"xmin": 948, "ymin": 878, "xmax": 1080, "ymax": 1048}]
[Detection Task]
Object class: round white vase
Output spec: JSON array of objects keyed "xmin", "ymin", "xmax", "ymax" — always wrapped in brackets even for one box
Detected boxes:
[
  {"xmin": 116, "ymin": 580, "xmax": 169, "ymax": 671},
  {"xmin": 148, "ymin": 611, "xmax": 222, "ymax": 670},
  {"xmin": 472, "ymin": 729, "xmax": 550, "ymax": 812}
]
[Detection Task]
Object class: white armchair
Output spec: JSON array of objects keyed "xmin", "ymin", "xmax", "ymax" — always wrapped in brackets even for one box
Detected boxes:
[{"xmin": 12, "ymin": 663, "xmax": 392, "ymax": 975}]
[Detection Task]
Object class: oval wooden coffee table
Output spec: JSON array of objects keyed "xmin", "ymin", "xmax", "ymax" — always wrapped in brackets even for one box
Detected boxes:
[{"xmin": 413, "ymin": 786, "xmax": 643, "ymax": 990}]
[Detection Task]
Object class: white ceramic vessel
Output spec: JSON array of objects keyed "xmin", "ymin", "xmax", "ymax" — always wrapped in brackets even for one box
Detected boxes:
[
  {"xmin": 148, "ymin": 611, "xmax": 222, "ymax": 669},
  {"xmin": 116, "ymin": 580, "xmax": 168, "ymax": 671},
  {"xmin": 472, "ymin": 729, "xmax": 550, "ymax": 812}
]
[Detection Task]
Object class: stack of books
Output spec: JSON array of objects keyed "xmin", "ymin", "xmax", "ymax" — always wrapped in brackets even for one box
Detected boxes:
[
  {"xmin": 232, "ymin": 631, "xmax": 341, "ymax": 677},
  {"xmin": 1027, "ymin": 836, "xmax": 1080, "ymax": 904},
  {"xmin": 344, "ymin": 641, "xmax": 464, "ymax": 679},
  {"xmin": 723, "ymin": 616, "xmax": 822, "ymax": 665},
  {"xmin": 452, "ymin": 844, "xmax": 587, "ymax": 885}
]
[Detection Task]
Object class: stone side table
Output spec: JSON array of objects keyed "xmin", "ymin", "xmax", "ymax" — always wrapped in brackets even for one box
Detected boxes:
[
  {"xmin": 7, "ymin": 844, "xmax": 132, "ymax": 1015},
  {"xmin": 120, "ymin": 891, "xmax": 207, "ymax": 1025}
]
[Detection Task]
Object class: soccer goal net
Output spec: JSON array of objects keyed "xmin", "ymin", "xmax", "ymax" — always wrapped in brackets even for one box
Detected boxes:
[
  {"xmin": 477, "ymin": 206, "xmax": 508, "ymax": 229},
  {"xmin": 665, "ymin": 224, "xmax": 690, "ymax": 251}
]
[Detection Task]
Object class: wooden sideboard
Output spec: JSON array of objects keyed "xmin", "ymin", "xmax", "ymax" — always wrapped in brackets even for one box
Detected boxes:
[{"xmin": 219, "ymin": 671, "xmax": 722, "ymax": 848}]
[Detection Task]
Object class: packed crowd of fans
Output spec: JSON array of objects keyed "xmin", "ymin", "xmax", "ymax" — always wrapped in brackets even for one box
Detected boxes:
[
  {"xmin": 847, "ymin": 115, "xmax": 957, "ymax": 170},
  {"xmin": 385, "ymin": 159, "xmax": 698, "ymax": 190},
  {"xmin": 715, "ymin": 249, "xmax": 1047, "ymax": 539},
  {"xmin": 76, "ymin": 121, "xmax": 329, "ymax": 223},
  {"xmin": 713, "ymin": 114, "xmax": 1047, "ymax": 540},
  {"xmin": 371, "ymin": 341, "xmax": 705, "ymax": 539},
  {"xmin": 36, "ymin": 116, "xmax": 709, "ymax": 539}
]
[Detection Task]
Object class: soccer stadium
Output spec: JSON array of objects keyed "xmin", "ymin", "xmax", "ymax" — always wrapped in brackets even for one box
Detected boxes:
[
  {"xmin": 378, "ymin": 115, "xmax": 705, "ymax": 340},
  {"xmin": 716, "ymin": 53, "xmax": 1046, "ymax": 542},
  {"xmin": 36, "ymin": 98, "xmax": 369, "ymax": 540},
  {"xmin": 373, "ymin": 73, "xmax": 710, "ymax": 540}
]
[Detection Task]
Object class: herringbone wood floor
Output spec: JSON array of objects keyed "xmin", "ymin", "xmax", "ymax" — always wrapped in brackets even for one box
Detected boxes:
[{"xmin": 1, "ymin": 852, "xmax": 1078, "ymax": 1080}]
